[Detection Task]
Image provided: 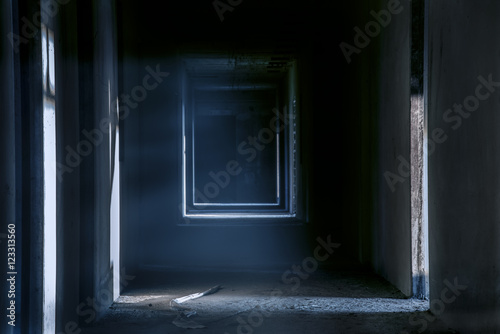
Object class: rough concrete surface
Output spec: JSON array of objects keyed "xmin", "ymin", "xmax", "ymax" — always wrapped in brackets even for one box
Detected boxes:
[{"xmin": 81, "ymin": 260, "xmax": 457, "ymax": 334}]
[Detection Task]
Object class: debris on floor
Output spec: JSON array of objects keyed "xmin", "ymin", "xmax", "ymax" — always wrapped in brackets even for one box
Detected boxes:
[
  {"xmin": 170, "ymin": 285, "xmax": 223, "ymax": 329},
  {"xmin": 172, "ymin": 313, "xmax": 205, "ymax": 329},
  {"xmin": 182, "ymin": 310, "xmax": 197, "ymax": 317},
  {"xmin": 171, "ymin": 285, "xmax": 222, "ymax": 306}
]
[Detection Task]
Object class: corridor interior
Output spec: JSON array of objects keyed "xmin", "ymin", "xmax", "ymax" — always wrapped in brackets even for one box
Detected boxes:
[{"xmin": 5, "ymin": 0, "xmax": 500, "ymax": 333}]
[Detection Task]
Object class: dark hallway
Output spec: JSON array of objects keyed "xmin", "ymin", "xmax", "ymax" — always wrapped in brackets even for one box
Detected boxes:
[{"xmin": 2, "ymin": 0, "xmax": 500, "ymax": 333}]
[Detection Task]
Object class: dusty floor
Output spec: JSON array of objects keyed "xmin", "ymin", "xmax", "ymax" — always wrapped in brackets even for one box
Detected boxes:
[{"xmin": 81, "ymin": 259, "xmax": 458, "ymax": 334}]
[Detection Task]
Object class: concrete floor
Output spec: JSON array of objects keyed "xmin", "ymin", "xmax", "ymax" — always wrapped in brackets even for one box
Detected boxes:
[{"xmin": 81, "ymin": 259, "xmax": 458, "ymax": 334}]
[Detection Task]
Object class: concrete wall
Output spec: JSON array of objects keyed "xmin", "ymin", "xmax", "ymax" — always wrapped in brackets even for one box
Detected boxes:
[
  {"xmin": 0, "ymin": 1, "xmax": 18, "ymax": 333},
  {"xmin": 91, "ymin": 0, "xmax": 118, "ymax": 315},
  {"xmin": 313, "ymin": 1, "xmax": 361, "ymax": 258},
  {"xmin": 338, "ymin": 0, "xmax": 413, "ymax": 296},
  {"xmin": 428, "ymin": 1, "xmax": 500, "ymax": 332},
  {"xmin": 55, "ymin": 0, "xmax": 81, "ymax": 331},
  {"xmin": 54, "ymin": 0, "xmax": 118, "ymax": 330},
  {"xmin": 20, "ymin": 1, "xmax": 46, "ymax": 331},
  {"xmin": 374, "ymin": 0, "xmax": 412, "ymax": 296}
]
